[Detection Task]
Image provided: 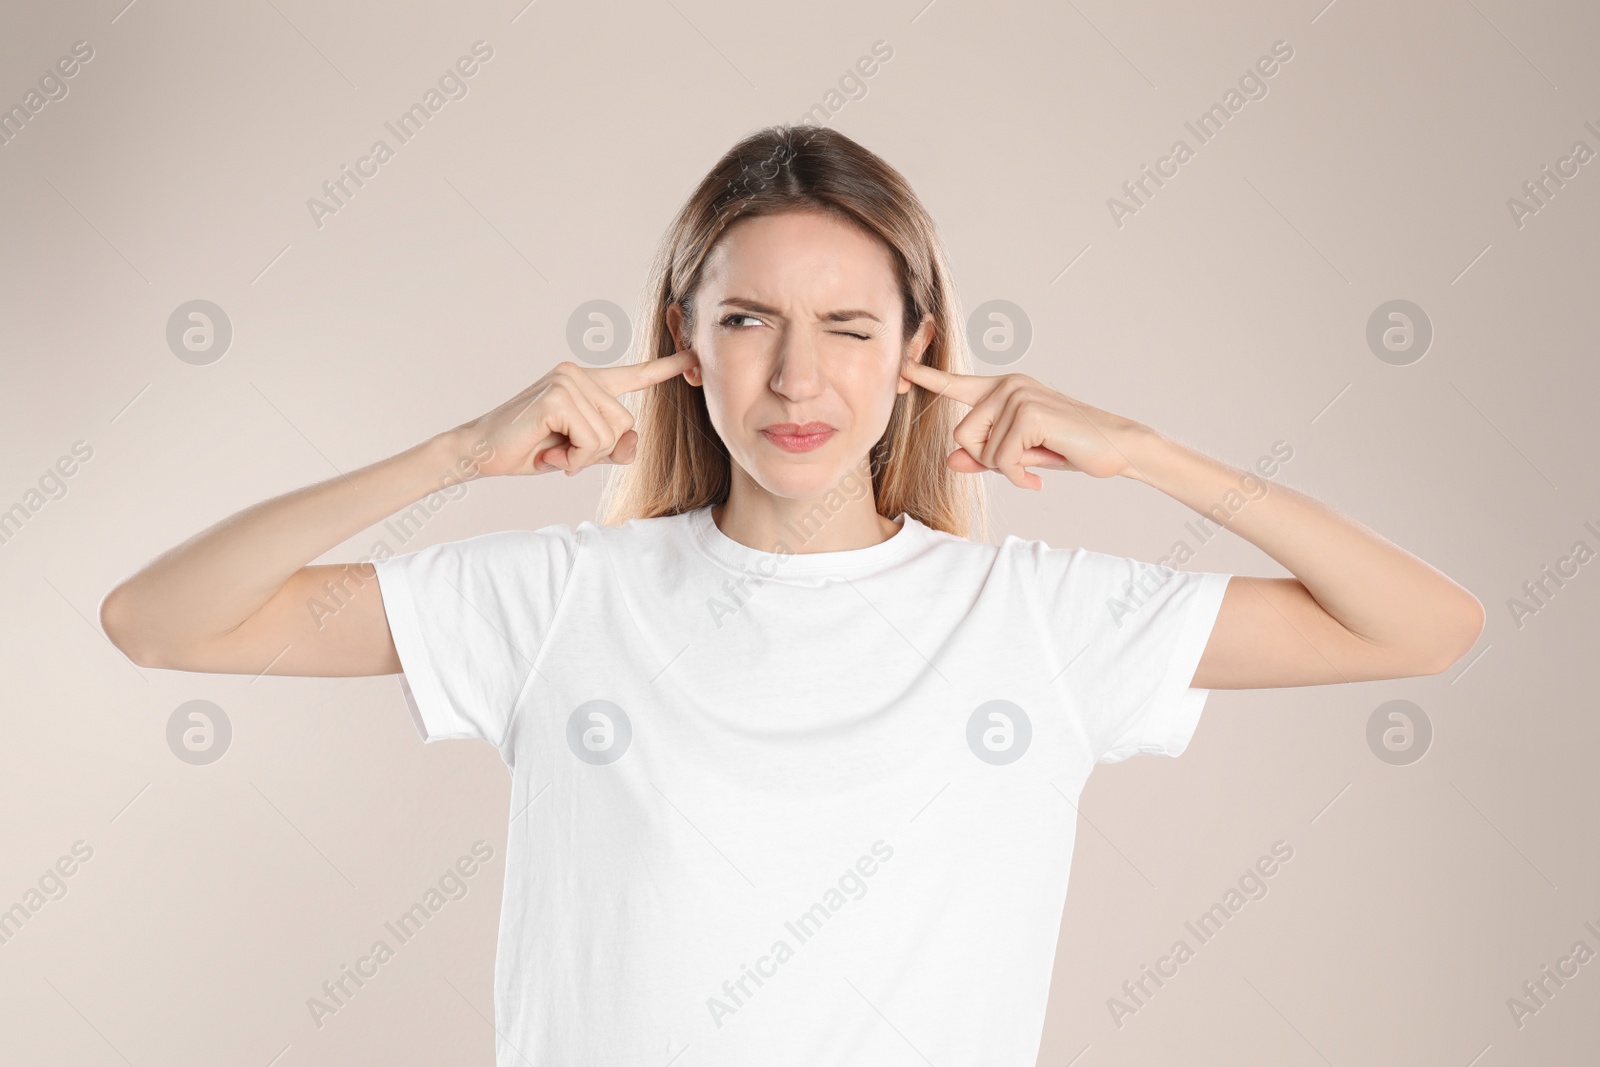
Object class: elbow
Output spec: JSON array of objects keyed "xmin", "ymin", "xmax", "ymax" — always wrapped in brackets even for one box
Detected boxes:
[
  {"xmin": 100, "ymin": 583, "xmax": 161, "ymax": 668},
  {"xmin": 1425, "ymin": 594, "xmax": 1487, "ymax": 675},
  {"xmin": 99, "ymin": 584, "xmax": 136, "ymax": 659}
]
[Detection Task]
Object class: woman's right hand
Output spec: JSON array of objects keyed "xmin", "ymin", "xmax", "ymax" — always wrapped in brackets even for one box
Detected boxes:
[{"xmin": 451, "ymin": 351, "xmax": 697, "ymax": 479}]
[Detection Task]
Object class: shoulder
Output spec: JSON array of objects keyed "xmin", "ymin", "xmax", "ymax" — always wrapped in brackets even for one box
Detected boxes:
[
  {"xmin": 984, "ymin": 528, "xmax": 1173, "ymax": 577},
  {"xmin": 380, "ymin": 509, "xmax": 697, "ymax": 568},
  {"xmin": 973, "ymin": 527, "xmax": 1082, "ymax": 571},
  {"xmin": 956, "ymin": 528, "xmax": 1171, "ymax": 602},
  {"xmin": 372, "ymin": 522, "xmax": 586, "ymax": 574},
  {"xmin": 905, "ymin": 520, "xmax": 1051, "ymax": 579},
  {"xmin": 576, "ymin": 510, "xmax": 691, "ymax": 556}
]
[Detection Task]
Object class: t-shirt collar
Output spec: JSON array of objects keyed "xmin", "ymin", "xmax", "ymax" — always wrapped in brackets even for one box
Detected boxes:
[{"xmin": 687, "ymin": 504, "xmax": 927, "ymax": 577}]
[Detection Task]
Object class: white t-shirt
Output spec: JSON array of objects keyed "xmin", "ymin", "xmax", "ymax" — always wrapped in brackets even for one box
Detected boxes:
[{"xmin": 372, "ymin": 503, "xmax": 1232, "ymax": 1066}]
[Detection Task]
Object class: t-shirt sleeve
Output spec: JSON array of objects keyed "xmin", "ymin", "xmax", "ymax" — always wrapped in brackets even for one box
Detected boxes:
[
  {"xmin": 370, "ymin": 525, "xmax": 581, "ymax": 747},
  {"xmin": 1031, "ymin": 542, "xmax": 1232, "ymax": 763}
]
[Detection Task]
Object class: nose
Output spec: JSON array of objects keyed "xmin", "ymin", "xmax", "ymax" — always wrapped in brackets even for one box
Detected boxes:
[{"xmin": 768, "ymin": 327, "xmax": 826, "ymax": 402}]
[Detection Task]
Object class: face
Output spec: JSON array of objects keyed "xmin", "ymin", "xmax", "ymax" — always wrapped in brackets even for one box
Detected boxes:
[{"xmin": 667, "ymin": 210, "xmax": 935, "ymax": 502}]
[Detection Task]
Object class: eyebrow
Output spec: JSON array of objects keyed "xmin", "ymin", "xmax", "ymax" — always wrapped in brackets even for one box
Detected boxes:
[{"xmin": 718, "ymin": 297, "xmax": 882, "ymax": 324}]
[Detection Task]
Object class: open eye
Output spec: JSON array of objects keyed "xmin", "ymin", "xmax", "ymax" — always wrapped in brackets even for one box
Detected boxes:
[{"xmin": 718, "ymin": 313, "xmax": 763, "ymax": 329}]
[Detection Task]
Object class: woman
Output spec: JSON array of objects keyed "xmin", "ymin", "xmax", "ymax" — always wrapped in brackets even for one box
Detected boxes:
[{"xmin": 100, "ymin": 124, "xmax": 1483, "ymax": 1065}]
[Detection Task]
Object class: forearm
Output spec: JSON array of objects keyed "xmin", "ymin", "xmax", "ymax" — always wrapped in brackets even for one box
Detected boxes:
[
  {"xmin": 102, "ymin": 428, "xmax": 483, "ymax": 658},
  {"xmin": 1118, "ymin": 426, "xmax": 1484, "ymax": 655}
]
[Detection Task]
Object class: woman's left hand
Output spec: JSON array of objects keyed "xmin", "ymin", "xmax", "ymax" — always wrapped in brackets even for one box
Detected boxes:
[{"xmin": 898, "ymin": 356, "xmax": 1152, "ymax": 491}]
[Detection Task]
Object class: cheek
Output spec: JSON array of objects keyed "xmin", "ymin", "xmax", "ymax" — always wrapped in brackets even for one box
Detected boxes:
[
  {"xmin": 848, "ymin": 355, "xmax": 902, "ymax": 401},
  {"xmin": 696, "ymin": 354, "xmax": 761, "ymax": 417},
  {"xmin": 831, "ymin": 367, "xmax": 900, "ymax": 436}
]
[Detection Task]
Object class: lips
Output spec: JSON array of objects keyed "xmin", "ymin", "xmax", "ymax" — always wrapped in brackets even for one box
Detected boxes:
[
  {"xmin": 760, "ymin": 422, "xmax": 836, "ymax": 453},
  {"xmin": 763, "ymin": 422, "xmax": 834, "ymax": 435}
]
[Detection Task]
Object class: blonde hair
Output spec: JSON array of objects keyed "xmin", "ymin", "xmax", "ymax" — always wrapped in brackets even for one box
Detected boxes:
[{"xmin": 596, "ymin": 123, "xmax": 988, "ymax": 542}]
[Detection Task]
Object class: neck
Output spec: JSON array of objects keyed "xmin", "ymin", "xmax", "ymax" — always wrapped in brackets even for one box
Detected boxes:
[{"xmin": 713, "ymin": 466, "xmax": 901, "ymax": 555}]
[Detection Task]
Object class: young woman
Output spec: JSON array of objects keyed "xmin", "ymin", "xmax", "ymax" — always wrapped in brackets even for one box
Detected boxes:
[{"xmin": 100, "ymin": 125, "xmax": 1483, "ymax": 1065}]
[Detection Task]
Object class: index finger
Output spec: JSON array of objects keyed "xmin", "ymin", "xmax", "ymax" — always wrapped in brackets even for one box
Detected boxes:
[
  {"xmin": 899, "ymin": 355, "xmax": 992, "ymax": 407},
  {"xmin": 591, "ymin": 350, "xmax": 698, "ymax": 395}
]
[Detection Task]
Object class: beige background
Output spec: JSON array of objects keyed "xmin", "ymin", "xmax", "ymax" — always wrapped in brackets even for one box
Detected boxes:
[{"xmin": 3, "ymin": 0, "xmax": 1597, "ymax": 1063}]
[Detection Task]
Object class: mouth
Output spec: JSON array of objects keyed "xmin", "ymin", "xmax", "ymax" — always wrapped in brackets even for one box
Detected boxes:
[{"xmin": 761, "ymin": 422, "xmax": 836, "ymax": 453}]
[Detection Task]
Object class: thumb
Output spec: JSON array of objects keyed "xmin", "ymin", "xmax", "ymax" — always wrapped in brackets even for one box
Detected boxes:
[
  {"xmin": 946, "ymin": 445, "xmax": 1075, "ymax": 473},
  {"xmin": 946, "ymin": 448, "xmax": 987, "ymax": 474},
  {"xmin": 605, "ymin": 429, "xmax": 639, "ymax": 464}
]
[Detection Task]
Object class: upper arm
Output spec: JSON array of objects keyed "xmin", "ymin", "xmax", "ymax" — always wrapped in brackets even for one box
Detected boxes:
[
  {"xmin": 140, "ymin": 563, "xmax": 402, "ymax": 678},
  {"xmin": 127, "ymin": 526, "xmax": 579, "ymax": 752},
  {"xmin": 1189, "ymin": 576, "xmax": 1461, "ymax": 690}
]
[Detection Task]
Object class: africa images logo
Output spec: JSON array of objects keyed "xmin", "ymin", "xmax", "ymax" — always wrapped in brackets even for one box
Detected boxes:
[{"xmin": 706, "ymin": 840, "xmax": 895, "ymax": 1028}]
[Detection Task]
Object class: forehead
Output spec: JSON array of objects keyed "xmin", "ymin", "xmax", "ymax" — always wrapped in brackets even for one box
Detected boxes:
[{"xmin": 699, "ymin": 210, "xmax": 901, "ymax": 305}]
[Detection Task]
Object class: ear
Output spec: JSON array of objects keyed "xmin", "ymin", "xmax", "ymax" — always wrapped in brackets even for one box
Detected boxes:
[{"xmin": 667, "ymin": 302, "xmax": 702, "ymax": 387}]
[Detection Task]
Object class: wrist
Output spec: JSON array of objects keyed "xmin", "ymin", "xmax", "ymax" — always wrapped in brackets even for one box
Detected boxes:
[
  {"xmin": 426, "ymin": 427, "xmax": 496, "ymax": 484},
  {"xmin": 1115, "ymin": 423, "xmax": 1169, "ymax": 485}
]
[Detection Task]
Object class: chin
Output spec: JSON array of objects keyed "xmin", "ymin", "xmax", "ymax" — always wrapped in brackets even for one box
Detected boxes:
[
  {"xmin": 743, "ymin": 452, "xmax": 854, "ymax": 496},
  {"xmin": 751, "ymin": 469, "xmax": 835, "ymax": 499}
]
